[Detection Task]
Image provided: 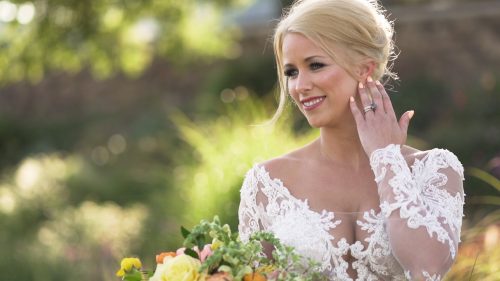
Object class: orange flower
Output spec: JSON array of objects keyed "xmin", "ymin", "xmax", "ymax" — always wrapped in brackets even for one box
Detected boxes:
[
  {"xmin": 243, "ymin": 272, "xmax": 267, "ymax": 281},
  {"xmin": 156, "ymin": 252, "xmax": 176, "ymax": 264}
]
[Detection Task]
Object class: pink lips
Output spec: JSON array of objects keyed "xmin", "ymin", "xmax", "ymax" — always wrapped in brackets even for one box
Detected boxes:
[{"xmin": 300, "ymin": 96, "xmax": 326, "ymax": 111}]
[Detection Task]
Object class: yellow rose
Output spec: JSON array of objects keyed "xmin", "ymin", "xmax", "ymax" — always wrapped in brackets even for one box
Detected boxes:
[
  {"xmin": 150, "ymin": 254, "xmax": 205, "ymax": 281},
  {"xmin": 116, "ymin": 257, "xmax": 142, "ymax": 277}
]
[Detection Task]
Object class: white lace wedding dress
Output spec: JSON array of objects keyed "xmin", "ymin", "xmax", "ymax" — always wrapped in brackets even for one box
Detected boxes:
[{"xmin": 238, "ymin": 144, "xmax": 465, "ymax": 281}]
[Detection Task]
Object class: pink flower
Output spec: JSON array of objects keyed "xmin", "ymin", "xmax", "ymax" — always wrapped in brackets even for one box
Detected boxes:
[
  {"xmin": 176, "ymin": 245, "xmax": 213, "ymax": 262},
  {"xmin": 176, "ymin": 247, "xmax": 186, "ymax": 256},
  {"xmin": 198, "ymin": 244, "xmax": 213, "ymax": 262}
]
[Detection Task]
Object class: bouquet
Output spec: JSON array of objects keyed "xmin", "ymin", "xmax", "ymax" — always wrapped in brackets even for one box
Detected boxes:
[{"xmin": 116, "ymin": 216, "xmax": 327, "ymax": 281}]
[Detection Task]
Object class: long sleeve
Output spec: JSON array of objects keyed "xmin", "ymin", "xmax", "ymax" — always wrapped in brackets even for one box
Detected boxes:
[{"xmin": 370, "ymin": 144, "xmax": 465, "ymax": 281}]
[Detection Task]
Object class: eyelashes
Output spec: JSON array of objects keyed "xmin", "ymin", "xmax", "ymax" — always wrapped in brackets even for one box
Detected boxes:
[
  {"xmin": 310, "ymin": 62, "xmax": 325, "ymax": 70},
  {"xmin": 284, "ymin": 68, "xmax": 298, "ymax": 77},
  {"xmin": 284, "ymin": 62, "xmax": 326, "ymax": 78}
]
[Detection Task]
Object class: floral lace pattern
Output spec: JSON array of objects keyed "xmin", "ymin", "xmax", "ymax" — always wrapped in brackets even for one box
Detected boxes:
[{"xmin": 238, "ymin": 145, "xmax": 464, "ymax": 281}]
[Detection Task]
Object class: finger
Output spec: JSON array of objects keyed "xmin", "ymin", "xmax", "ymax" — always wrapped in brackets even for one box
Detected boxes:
[
  {"xmin": 349, "ymin": 96, "xmax": 365, "ymax": 123},
  {"xmin": 377, "ymin": 80, "xmax": 395, "ymax": 116},
  {"xmin": 367, "ymin": 76, "xmax": 383, "ymax": 113},
  {"xmin": 358, "ymin": 82, "xmax": 373, "ymax": 116},
  {"xmin": 398, "ymin": 110, "xmax": 415, "ymax": 135}
]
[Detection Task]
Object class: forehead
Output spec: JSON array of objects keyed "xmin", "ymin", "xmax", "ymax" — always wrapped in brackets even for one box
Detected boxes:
[{"xmin": 282, "ymin": 33, "xmax": 326, "ymax": 62}]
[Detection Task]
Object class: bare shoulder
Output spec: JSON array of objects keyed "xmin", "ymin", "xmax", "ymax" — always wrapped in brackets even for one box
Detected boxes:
[{"xmin": 259, "ymin": 145, "xmax": 311, "ymax": 181}]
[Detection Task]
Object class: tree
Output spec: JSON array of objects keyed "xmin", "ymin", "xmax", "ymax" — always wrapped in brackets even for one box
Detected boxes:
[{"xmin": 0, "ymin": 0, "xmax": 250, "ymax": 84}]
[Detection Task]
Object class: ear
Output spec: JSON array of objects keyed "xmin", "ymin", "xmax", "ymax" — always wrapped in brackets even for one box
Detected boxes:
[{"xmin": 356, "ymin": 60, "xmax": 376, "ymax": 81}]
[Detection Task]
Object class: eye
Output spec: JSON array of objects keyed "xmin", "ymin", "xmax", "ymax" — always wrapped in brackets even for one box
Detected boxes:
[
  {"xmin": 310, "ymin": 62, "xmax": 326, "ymax": 70},
  {"xmin": 284, "ymin": 68, "xmax": 298, "ymax": 78}
]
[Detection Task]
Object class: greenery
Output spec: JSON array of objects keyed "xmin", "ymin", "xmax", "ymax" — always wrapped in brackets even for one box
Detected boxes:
[
  {"xmin": 0, "ymin": 0, "xmax": 250, "ymax": 84},
  {"xmin": 0, "ymin": 0, "xmax": 498, "ymax": 280},
  {"xmin": 118, "ymin": 216, "xmax": 327, "ymax": 281}
]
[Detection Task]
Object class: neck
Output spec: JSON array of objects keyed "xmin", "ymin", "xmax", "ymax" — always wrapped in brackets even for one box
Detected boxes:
[{"xmin": 316, "ymin": 120, "xmax": 368, "ymax": 170}]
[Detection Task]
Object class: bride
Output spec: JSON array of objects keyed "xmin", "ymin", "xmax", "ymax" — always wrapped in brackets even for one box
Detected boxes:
[{"xmin": 238, "ymin": 0, "xmax": 465, "ymax": 280}]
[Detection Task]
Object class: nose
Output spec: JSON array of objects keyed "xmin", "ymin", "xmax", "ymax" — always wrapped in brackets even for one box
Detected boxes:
[{"xmin": 294, "ymin": 72, "xmax": 313, "ymax": 93}]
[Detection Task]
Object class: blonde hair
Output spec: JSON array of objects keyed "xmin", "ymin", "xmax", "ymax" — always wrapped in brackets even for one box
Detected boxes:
[{"xmin": 270, "ymin": 0, "xmax": 397, "ymax": 123}]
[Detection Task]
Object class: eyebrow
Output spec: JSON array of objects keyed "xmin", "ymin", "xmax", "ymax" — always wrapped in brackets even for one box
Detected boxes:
[{"xmin": 284, "ymin": 55, "xmax": 327, "ymax": 68}]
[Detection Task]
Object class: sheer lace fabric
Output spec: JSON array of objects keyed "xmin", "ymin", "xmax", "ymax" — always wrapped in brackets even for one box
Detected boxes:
[{"xmin": 238, "ymin": 144, "xmax": 464, "ymax": 281}]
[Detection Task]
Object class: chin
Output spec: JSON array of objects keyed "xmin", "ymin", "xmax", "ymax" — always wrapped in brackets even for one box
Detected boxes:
[{"xmin": 306, "ymin": 117, "xmax": 328, "ymax": 128}]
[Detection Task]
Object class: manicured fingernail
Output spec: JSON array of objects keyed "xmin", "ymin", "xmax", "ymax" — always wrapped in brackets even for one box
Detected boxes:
[
  {"xmin": 367, "ymin": 76, "xmax": 373, "ymax": 83},
  {"xmin": 375, "ymin": 80, "xmax": 382, "ymax": 86},
  {"xmin": 408, "ymin": 110, "xmax": 415, "ymax": 119},
  {"xmin": 358, "ymin": 82, "xmax": 364, "ymax": 89},
  {"xmin": 350, "ymin": 96, "xmax": 354, "ymax": 102}
]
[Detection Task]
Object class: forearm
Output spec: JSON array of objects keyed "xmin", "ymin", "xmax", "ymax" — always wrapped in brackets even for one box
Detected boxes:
[{"xmin": 370, "ymin": 144, "xmax": 463, "ymax": 279}]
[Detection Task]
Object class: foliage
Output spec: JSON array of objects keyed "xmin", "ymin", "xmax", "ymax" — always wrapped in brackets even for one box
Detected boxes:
[
  {"xmin": 0, "ymin": 0, "xmax": 497, "ymax": 280},
  {"xmin": 390, "ymin": 75, "xmax": 499, "ymax": 169},
  {"xmin": 0, "ymin": 153, "xmax": 149, "ymax": 281},
  {"xmin": 0, "ymin": 95, "xmax": 319, "ymax": 280},
  {"xmin": 445, "ymin": 210, "xmax": 500, "ymax": 281},
  {"xmin": 467, "ymin": 168, "xmax": 500, "ymax": 206},
  {"xmin": 0, "ymin": 90, "xmax": 498, "ymax": 280},
  {"xmin": 118, "ymin": 216, "xmax": 327, "ymax": 281},
  {"xmin": 445, "ymin": 167, "xmax": 500, "ymax": 280},
  {"xmin": 171, "ymin": 96, "xmax": 318, "ymax": 227},
  {"xmin": 0, "ymin": 0, "xmax": 251, "ymax": 83}
]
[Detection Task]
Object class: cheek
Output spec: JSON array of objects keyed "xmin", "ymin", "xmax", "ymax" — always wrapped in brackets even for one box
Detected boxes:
[
  {"xmin": 287, "ymin": 81, "xmax": 299, "ymax": 98},
  {"xmin": 319, "ymin": 70, "xmax": 357, "ymax": 96}
]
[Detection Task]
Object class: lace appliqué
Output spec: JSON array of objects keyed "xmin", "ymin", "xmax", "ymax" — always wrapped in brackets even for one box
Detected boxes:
[
  {"xmin": 352, "ymin": 210, "xmax": 404, "ymax": 280},
  {"xmin": 370, "ymin": 144, "xmax": 464, "ymax": 259},
  {"xmin": 239, "ymin": 144, "xmax": 464, "ymax": 281},
  {"xmin": 239, "ymin": 165, "xmax": 349, "ymax": 278},
  {"xmin": 405, "ymin": 270, "xmax": 441, "ymax": 281}
]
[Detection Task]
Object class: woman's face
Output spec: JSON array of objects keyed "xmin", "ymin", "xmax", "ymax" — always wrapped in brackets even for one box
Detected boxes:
[{"xmin": 282, "ymin": 33, "xmax": 359, "ymax": 128}]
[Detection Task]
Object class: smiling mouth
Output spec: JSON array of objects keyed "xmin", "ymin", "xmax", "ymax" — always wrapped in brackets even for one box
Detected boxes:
[{"xmin": 301, "ymin": 96, "xmax": 326, "ymax": 110}]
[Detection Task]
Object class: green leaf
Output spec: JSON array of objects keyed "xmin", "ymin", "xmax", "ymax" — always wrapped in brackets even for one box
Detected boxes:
[
  {"xmin": 196, "ymin": 236, "xmax": 206, "ymax": 251},
  {"xmin": 123, "ymin": 268, "xmax": 143, "ymax": 281},
  {"xmin": 181, "ymin": 226, "xmax": 191, "ymax": 239},
  {"xmin": 184, "ymin": 248, "xmax": 199, "ymax": 259}
]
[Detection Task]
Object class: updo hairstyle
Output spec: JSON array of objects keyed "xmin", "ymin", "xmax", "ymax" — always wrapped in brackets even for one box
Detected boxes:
[{"xmin": 271, "ymin": 0, "xmax": 397, "ymax": 122}]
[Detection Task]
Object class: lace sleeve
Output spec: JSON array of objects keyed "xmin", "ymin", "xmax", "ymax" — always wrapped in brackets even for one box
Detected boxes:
[
  {"xmin": 370, "ymin": 144, "xmax": 465, "ymax": 281},
  {"xmin": 238, "ymin": 166, "xmax": 268, "ymax": 242}
]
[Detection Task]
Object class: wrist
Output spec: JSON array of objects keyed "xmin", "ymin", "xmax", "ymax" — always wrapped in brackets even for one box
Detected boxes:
[{"xmin": 367, "ymin": 143, "xmax": 401, "ymax": 158}]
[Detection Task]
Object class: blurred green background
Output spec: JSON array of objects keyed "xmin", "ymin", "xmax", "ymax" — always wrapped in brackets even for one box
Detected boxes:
[{"xmin": 0, "ymin": 0, "xmax": 498, "ymax": 280}]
